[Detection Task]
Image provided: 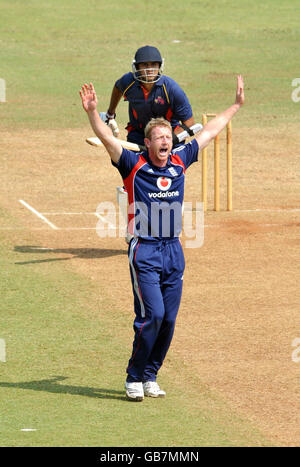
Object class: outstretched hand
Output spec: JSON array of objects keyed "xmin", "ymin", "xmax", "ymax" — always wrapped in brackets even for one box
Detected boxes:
[
  {"xmin": 235, "ymin": 74, "xmax": 245, "ymax": 106},
  {"xmin": 79, "ymin": 83, "xmax": 98, "ymax": 113}
]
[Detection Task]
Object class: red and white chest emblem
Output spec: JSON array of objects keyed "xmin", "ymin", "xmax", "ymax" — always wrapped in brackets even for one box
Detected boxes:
[
  {"xmin": 157, "ymin": 176, "xmax": 172, "ymax": 191},
  {"xmin": 155, "ymin": 96, "xmax": 165, "ymax": 105}
]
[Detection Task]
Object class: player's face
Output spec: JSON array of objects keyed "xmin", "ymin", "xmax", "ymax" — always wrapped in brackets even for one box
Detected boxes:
[
  {"xmin": 145, "ymin": 126, "xmax": 173, "ymax": 167},
  {"xmin": 137, "ymin": 62, "xmax": 160, "ymax": 83}
]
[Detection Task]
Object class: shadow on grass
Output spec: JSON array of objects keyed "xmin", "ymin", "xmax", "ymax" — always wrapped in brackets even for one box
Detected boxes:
[
  {"xmin": 0, "ymin": 376, "xmax": 127, "ymax": 401},
  {"xmin": 14, "ymin": 245, "xmax": 127, "ymax": 265}
]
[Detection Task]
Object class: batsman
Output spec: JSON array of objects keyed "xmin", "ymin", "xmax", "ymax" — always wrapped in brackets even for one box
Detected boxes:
[
  {"xmin": 97, "ymin": 45, "xmax": 202, "ymax": 242},
  {"xmin": 100, "ymin": 45, "xmax": 197, "ymax": 148},
  {"xmin": 80, "ymin": 75, "xmax": 244, "ymax": 402}
]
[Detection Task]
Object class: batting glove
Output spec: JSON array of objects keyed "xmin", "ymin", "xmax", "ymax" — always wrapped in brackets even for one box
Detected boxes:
[{"xmin": 100, "ymin": 111, "xmax": 120, "ymax": 137}]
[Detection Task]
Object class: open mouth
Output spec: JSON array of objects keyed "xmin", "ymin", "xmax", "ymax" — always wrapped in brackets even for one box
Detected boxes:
[{"xmin": 159, "ymin": 147, "xmax": 168, "ymax": 156}]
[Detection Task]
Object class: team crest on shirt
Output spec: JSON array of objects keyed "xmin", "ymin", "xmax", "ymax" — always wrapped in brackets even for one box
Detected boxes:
[
  {"xmin": 154, "ymin": 96, "xmax": 165, "ymax": 105},
  {"xmin": 157, "ymin": 176, "xmax": 172, "ymax": 191}
]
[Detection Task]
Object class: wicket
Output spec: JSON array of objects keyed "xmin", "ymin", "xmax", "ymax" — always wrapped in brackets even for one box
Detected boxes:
[{"xmin": 201, "ymin": 114, "xmax": 232, "ymax": 211}]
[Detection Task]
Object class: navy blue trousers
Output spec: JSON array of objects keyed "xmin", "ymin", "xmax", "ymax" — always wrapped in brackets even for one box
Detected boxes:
[{"xmin": 126, "ymin": 237, "xmax": 185, "ymax": 383}]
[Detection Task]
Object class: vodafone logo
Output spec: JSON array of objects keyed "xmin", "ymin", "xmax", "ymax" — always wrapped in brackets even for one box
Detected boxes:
[{"xmin": 157, "ymin": 176, "xmax": 172, "ymax": 191}]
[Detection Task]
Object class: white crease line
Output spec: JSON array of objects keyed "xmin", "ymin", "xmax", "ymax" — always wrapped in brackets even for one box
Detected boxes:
[
  {"xmin": 205, "ymin": 223, "xmax": 299, "ymax": 228},
  {"xmin": 61, "ymin": 223, "xmax": 298, "ymax": 230},
  {"xmin": 41, "ymin": 208, "xmax": 300, "ymax": 215},
  {"xmin": 0, "ymin": 223, "xmax": 299, "ymax": 231},
  {"xmin": 19, "ymin": 200, "xmax": 59, "ymax": 230},
  {"xmin": 59, "ymin": 227, "xmax": 98, "ymax": 230},
  {"xmin": 41, "ymin": 212, "xmax": 99, "ymax": 215},
  {"xmin": 235, "ymin": 208, "xmax": 300, "ymax": 213},
  {"xmin": 94, "ymin": 212, "xmax": 116, "ymax": 229},
  {"xmin": 0, "ymin": 227, "xmax": 56, "ymax": 231},
  {"xmin": 0, "ymin": 227, "xmax": 96, "ymax": 231}
]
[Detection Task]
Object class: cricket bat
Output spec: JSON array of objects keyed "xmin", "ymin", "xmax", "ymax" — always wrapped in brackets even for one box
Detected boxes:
[{"xmin": 86, "ymin": 137, "xmax": 143, "ymax": 152}]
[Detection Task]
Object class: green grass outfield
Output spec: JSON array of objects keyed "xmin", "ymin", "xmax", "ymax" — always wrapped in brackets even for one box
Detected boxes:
[
  {"xmin": 1, "ymin": 0, "xmax": 299, "ymax": 447},
  {"xmin": 0, "ymin": 0, "xmax": 299, "ymax": 130}
]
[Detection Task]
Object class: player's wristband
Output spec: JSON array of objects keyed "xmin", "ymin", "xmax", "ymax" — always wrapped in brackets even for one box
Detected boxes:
[
  {"xmin": 172, "ymin": 133, "xmax": 180, "ymax": 146},
  {"xmin": 106, "ymin": 111, "xmax": 116, "ymax": 120},
  {"xmin": 180, "ymin": 123, "xmax": 194, "ymax": 136}
]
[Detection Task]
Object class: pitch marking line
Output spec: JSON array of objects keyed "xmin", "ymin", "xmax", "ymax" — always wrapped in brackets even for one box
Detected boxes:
[
  {"xmin": 235, "ymin": 208, "xmax": 300, "ymax": 213},
  {"xmin": 14, "ymin": 205, "xmax": 300, "ymax": 231},
  {"xmin": 94, "ymin": 212, "xmax": 116, "ymax": 229},
  {"xmin": 41, "ymin": 212, "xmax": 98, "ymax": 215},
  {"xmin": 40, "ymin": 208, "xmax": 300, "ymax": 215},
  {"xmin": 0, "ymin": 224, "xmax": 299, "ymax": 231},
  {"xmin": 19, "ymin": 200, "xmax": 59, "ymax": 230}
]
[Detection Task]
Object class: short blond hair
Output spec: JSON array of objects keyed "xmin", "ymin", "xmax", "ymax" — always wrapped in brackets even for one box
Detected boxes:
[{"xmin": 144, "ymin": 117, "xmax": 172, "ymax": 139}]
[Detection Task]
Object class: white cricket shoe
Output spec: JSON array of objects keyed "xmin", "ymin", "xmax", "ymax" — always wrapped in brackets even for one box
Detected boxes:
[
  {"xmin": 143, "ymin": 381, "xmax": 166, "ymax": 398},
  {"xmin": 125, "ymin": 382, "xmax": 144, "ymax": 401}
]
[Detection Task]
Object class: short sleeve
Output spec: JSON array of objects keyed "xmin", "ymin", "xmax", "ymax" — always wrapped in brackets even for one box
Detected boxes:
[
  {"xmin": 166, "ymin": 78, "xmax": 193, "ymax": 122},
  {"xmin": 171, "ymin": 139, "xmax": 199, "ymax": 169},
  {"xmin": 111, "ymin": 148, "xmax": 142, "ymax": 179},
  {"xmin": 115, "ymin": 73, "xmax": 135, "ymax": 95}
]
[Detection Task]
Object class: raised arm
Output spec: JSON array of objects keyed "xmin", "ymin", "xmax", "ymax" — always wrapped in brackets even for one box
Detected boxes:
[
  {"xmin": 195, "ymin": 75, "xmax": 244, "ymax": 151},
  {"xmin": 79, "ymin": 83, "xmax": 122, "ymax": 163}
]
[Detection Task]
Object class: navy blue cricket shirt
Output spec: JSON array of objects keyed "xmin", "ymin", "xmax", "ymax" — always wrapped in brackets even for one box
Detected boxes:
[{"xmin": 115, "ymin": 72, "xmax": 193, "ymax": 146}]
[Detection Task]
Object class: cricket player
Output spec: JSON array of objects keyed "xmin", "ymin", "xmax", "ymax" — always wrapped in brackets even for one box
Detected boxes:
[
  {"xmin": 101, "ymin": 45, "xmax": 195, "ymax": 148},
  {"xmin": 80, "ymin": 75, "xmax": 244, "ymax": 401},
  {"xmin": 101, "ymin": 45, "xmax": 197, "ymax": 244}
]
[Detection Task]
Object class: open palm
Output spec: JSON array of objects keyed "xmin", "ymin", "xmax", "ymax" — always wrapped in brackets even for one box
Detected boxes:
[{"xmin": 79, "ymin": 83, "xmax": 98, "ymax": 112}]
